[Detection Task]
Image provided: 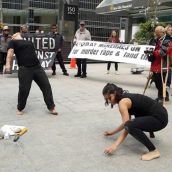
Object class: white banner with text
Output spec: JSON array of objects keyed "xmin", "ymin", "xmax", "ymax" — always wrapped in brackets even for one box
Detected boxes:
[{"xmin": 68, "ymin": 41, "xmax": 155, "ymax": 66}]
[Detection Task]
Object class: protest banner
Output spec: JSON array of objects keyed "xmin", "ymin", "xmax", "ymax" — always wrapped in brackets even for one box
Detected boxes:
[
  {"xmin": 11, "ymin": 33, "xmax": 60, "ymax": 72},
  {"xmin": 68, "ymin": 41, "xmax": 155, "ymax": 67}
]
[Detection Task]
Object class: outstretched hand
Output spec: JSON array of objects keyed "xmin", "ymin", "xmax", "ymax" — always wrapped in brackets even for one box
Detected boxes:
[
  {"xmin": 104, "ymin": 130, "xmax": 115, "ymax": 136},
  {"xmin": 104, "ymin": 144, "xmax": 118, "ymax": 155}
]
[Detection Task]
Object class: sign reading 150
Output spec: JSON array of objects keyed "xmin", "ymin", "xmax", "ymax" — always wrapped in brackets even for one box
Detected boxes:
[{"xmin": 67, "ymin": 6, "xmax": 76, "ymax": 15}]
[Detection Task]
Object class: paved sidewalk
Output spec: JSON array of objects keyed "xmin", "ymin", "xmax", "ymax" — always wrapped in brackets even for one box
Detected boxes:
[{"xmin": 0, "ymin": 63, "xmax": 171, "ymax": 172}]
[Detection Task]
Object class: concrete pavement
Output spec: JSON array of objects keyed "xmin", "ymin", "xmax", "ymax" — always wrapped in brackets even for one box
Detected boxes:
[{"xmin": 0, "ymin": 63, "xmax": 172, "ymax": 172}]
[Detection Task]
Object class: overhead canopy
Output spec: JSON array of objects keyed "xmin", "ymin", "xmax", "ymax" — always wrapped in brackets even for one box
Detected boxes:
[
  {"xmin": 96, "ymin": 0, "xmax": 172, "ymax": 16},
  {"xmin": 96, "ymin": 0, "xmax": 133, "ymax": 15}
]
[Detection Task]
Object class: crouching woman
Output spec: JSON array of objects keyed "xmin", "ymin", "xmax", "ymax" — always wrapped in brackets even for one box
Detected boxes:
[{"xmin": 102, "ymin": 83, "xmax": 168, "ymax": 161}]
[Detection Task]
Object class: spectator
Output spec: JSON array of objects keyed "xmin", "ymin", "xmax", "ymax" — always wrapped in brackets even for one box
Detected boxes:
[
  {"xmin": 20, "ymin": 24, "xmax": 28, "ymax": 34},
  {"xmin": 107, "ymin": 30, "xmax": 120, "ymax": 75},
  {"xmin": 149, "ymin": 26, "xmax": 171, "ymax": 103},
  {"xmin": 0, "ymin": 26, "xmax": 11, "ymax": 74},
  {"xmin": 165, "ymin": 25, "xmax": 172, "ymax": 88},
  {"xmin": 5, "ymin": 32, "xmax": 58, "ymax": 115},
  {"xmin": 49, "ymin": 24, "xmax": 69, "ymax": 76},
  {"xmin": 73, "ymin": 21, "xmax": 91, "ymax": 78}
]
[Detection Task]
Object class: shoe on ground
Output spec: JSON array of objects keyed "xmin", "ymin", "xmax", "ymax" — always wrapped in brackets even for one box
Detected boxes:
[
  {"xmin": 17, "ymin": 110, "xmax": 24, "ymax": 115},
  {"xmin": 165, "ymin": 96, "xmax": 169, "ymax": 102},
  {"xmin": 52, "ymin": 71, "xmax": 56, "ymax": 75},
  {"xmin": 141, "ymin": 150, "xmax": 160, "ymax": 161},
  {"xmin": 155, "ymin": 97, "xmax": 163, "ymax": 104},
  {"xmin": 107, "ymin": 70, "xmax": 110, "ymax": 74},
  {"xmin": 74, "ymin": 74, "xmax": 81, "ymax": 77},
  {"xmin": 115, "ymin": 71, "xmax": 120, "ymax": 75},
  {"xmin": 63, "ymin": 72, "xmax": 69, "ymax": 76},
  {"xmin": 49, "ymin": 108, "xmax": 58, "ymax": 115},
  {"xmin": 80, "ymin": 74, "xmax": 87, "ymax": 78}
]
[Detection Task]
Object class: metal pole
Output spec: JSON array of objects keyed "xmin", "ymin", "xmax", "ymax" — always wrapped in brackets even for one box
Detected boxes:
[{"xmin": 0, "ymin": 0, "xmax": 3, "ymax": 23}]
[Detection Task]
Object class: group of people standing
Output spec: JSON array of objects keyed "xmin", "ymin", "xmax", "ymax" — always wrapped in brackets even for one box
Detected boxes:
[{"xmin": 0, "ymin": 21, "xmax": 170, "ymax": 161}]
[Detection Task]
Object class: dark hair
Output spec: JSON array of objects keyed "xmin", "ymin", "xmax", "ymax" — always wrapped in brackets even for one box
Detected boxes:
[
  {"xmin": 108, "ymin": 30, "xmax": 120, "ymax": 43},
  {"xmin": 51, "ymin": 24, "xmax": 57, "ymax": 29},
  {"xmin": 102, "ymin": 83, "xmax": 127, "ymax": 106}
]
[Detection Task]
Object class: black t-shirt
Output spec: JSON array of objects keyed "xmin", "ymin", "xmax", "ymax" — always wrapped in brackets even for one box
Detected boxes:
[
  {"xmin": 122, "ymin": 93, "xmax": 168, "ymax": 121},
  {"xmin": 8, "ymin": 40, "xmax": 39, "ymax": 67}
]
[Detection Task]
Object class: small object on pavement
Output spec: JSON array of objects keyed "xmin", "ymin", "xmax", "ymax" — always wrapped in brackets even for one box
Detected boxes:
[
  {"xmin": 13, "ymin": 135, "xmax": 20, "ymax": 142},
  {"xmin": 131, "ymin": 67, "xmax": 144, "ymax": 74},
  {"xmin": 0, "ymin": 131, "xmax": 4, "ymax": 139}
]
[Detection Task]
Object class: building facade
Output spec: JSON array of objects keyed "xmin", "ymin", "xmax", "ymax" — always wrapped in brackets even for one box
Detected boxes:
[
  {"xmin": 96, "ymin": 0, "xmax": 172, "ymax": 42},
  {"xmin": 0, "ymin": 0, "xmax": 59, "ymax": 33},
  {"xmin": 78, "ymin": 0, "xmax": 120, "ymax": 41},
  {"xmin": 0, "ymin": 0, "xmax": 121, "ymax": 42}
]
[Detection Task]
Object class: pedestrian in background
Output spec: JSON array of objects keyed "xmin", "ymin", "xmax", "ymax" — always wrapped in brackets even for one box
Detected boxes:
[
  {"xmin": 73, "ymin": 21, "xmax": 91, "ymax": 78},
  {"xmin": 20, "ymin": 24, "xmax": 28, "ymax": 34},
  {"xmin": 165, "ymin": 25, "xmax": 172, "ymax": 89},
  {"xmin": 107, "ymin": 30, "xmax": 120, "ymax": 75},
  {"xmin": 49, "ymin": 24, "xmax": 69, "ymax": 76},
  {"xmin": 150, "ymin": 26, "xmax": 171, "ymax": 103},
  {"xmin": 0, "ymin": 26, "xmax": 11, "ymax": 74}
]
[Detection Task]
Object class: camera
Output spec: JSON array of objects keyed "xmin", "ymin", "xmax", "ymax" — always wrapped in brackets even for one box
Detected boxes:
[
  {"xmin": 144, "ymin": 50, "xmax": 154, "ymax": 55},
  {"xmin": 144, "ymin": 50, "xmax": 154, "ymax": 62}
]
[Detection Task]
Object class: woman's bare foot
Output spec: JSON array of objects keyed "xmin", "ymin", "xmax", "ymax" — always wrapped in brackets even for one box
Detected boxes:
[
  {"xmin": 16, "ymin": 110, "xmax": 24, "ymax": 115},
  {"xmin": 49, "ymin": 108, "xmax": 58, "ymax": 115},
  {"xmin": 141, "ymin": 150, "xmax": 160, "ymax": 161}
]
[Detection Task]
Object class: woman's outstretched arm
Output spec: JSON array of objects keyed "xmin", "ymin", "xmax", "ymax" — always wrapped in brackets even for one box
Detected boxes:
[{"xmin": 104, "ymin": 98, "xmax": 131, "ymax": 154}]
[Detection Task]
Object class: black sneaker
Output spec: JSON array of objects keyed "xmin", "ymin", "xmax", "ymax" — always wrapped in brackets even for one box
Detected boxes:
[
  {"xmin": 155, "ymin": 98, "xmax": 163, "ymax": 104},
  {"xmin": 74, "ymin": 74, "xmax": 81, "ymax": 77},
  {"xmin": 63, "ymin": 72, "xmax": 69, "ymax": 76},
  {"xmin": 52, "ymin": 71, "xmax": 56, "ymax": 75},
  {"xmin": 80, "ymin": 74, "xmax": 87, "ymax": 78},
  {"xmin": 165, "ymin": 96, "xmax": 169, "ymax": 102}
]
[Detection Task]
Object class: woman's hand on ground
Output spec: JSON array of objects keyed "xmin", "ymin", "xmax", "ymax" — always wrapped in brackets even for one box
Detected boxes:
[
  {"xmin": 104, "ymin": 144, "xmax": 118, "ymax": 154},
  {"xmin": 104, "ymin": 130, "xmax": 115, "ymax": 136}
]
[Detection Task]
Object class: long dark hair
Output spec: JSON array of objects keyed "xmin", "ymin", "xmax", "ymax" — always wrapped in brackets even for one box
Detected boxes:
[
  {"xmin": 102, "ymin": 83, "xmax": 128, "ymax": 107},
  {"xmin": 108, "ymin": 30, "xmax": 120, "ymax": 43}
]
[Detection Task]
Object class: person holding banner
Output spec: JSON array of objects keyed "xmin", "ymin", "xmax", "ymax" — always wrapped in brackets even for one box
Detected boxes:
[
  {"xmin": 49, "ymin": 24, "xmax": 69, "ymax": 76},
  {"xmin": 5, "ymin": 32, "xmax": 58, "ymax": 115},
  {"xmin": 107, "ymin": 30, "xmax": 120, "ymax": 75},
  {"xmin": 102, "ymin": 83, "xmax": 168, "ymax": 161},
  {"xmin": 73, "ymin": 21, "xmax": 91, "ymax": 78}
]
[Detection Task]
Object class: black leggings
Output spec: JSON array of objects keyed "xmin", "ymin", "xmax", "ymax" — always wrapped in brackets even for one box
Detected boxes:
[
  {"xmin": 124, "ymin": 114, "xmax": 168, "ymax": 151},
  {"xmin": 107, "ymin": 62, "xmax": 118, "ymax": 71}
]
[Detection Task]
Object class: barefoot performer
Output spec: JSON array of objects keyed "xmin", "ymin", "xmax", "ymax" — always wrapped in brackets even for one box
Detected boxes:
[
  {"xmin": 102, "ymin": 83, "xmax": 168, "ymax": 161},
  {"xmin": 5, "ymin": 32, "xmax": 58, "ymax": 115}
]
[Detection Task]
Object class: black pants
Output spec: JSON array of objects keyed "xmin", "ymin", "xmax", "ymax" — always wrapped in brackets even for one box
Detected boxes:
[
  {"xmin": 76, "ymin": 58, "xmax": 87, "ymax": 75},
  {"xmin": 0, "ymin": 52, "xmax": 7, "ymax": 73},
  {"xmin": 51, "ymin": 52, "xmax": 67, "ymax": 73},
  {"xmin": 18, "ymin": 65, "xmax": 55, "ymax": 111},
  {"xmin": 107, "ymin": 62, "xmax": 118, "ymax": 71},
  {"xmin": 167, "ymin": 69, "xmax": 171, "ymax": 87},
  {"xmin": 153, "ymin": 72, "xmax": 169, "ymax": 99},
  {"xmin": 124, "ymin": 109, "xmax": 168, "ymax": 151}
]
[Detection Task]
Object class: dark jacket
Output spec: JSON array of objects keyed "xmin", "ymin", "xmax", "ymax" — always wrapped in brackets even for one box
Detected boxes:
[{"xmin": 150, "ymin": 34, "xmax": 171, "ymax": 73}]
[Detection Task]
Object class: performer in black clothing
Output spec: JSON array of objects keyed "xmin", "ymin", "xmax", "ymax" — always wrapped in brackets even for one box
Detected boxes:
[
  {"xmin": 5, "ymin": 32, "xmax": 58, "ymax": 115},
  {"xmin": 102, "ymin": 83, "xmax": 168, "ymax": 161},
  {"xmin": 49, "ymin": 24, "xmax": 69, "ymax": 76}
]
